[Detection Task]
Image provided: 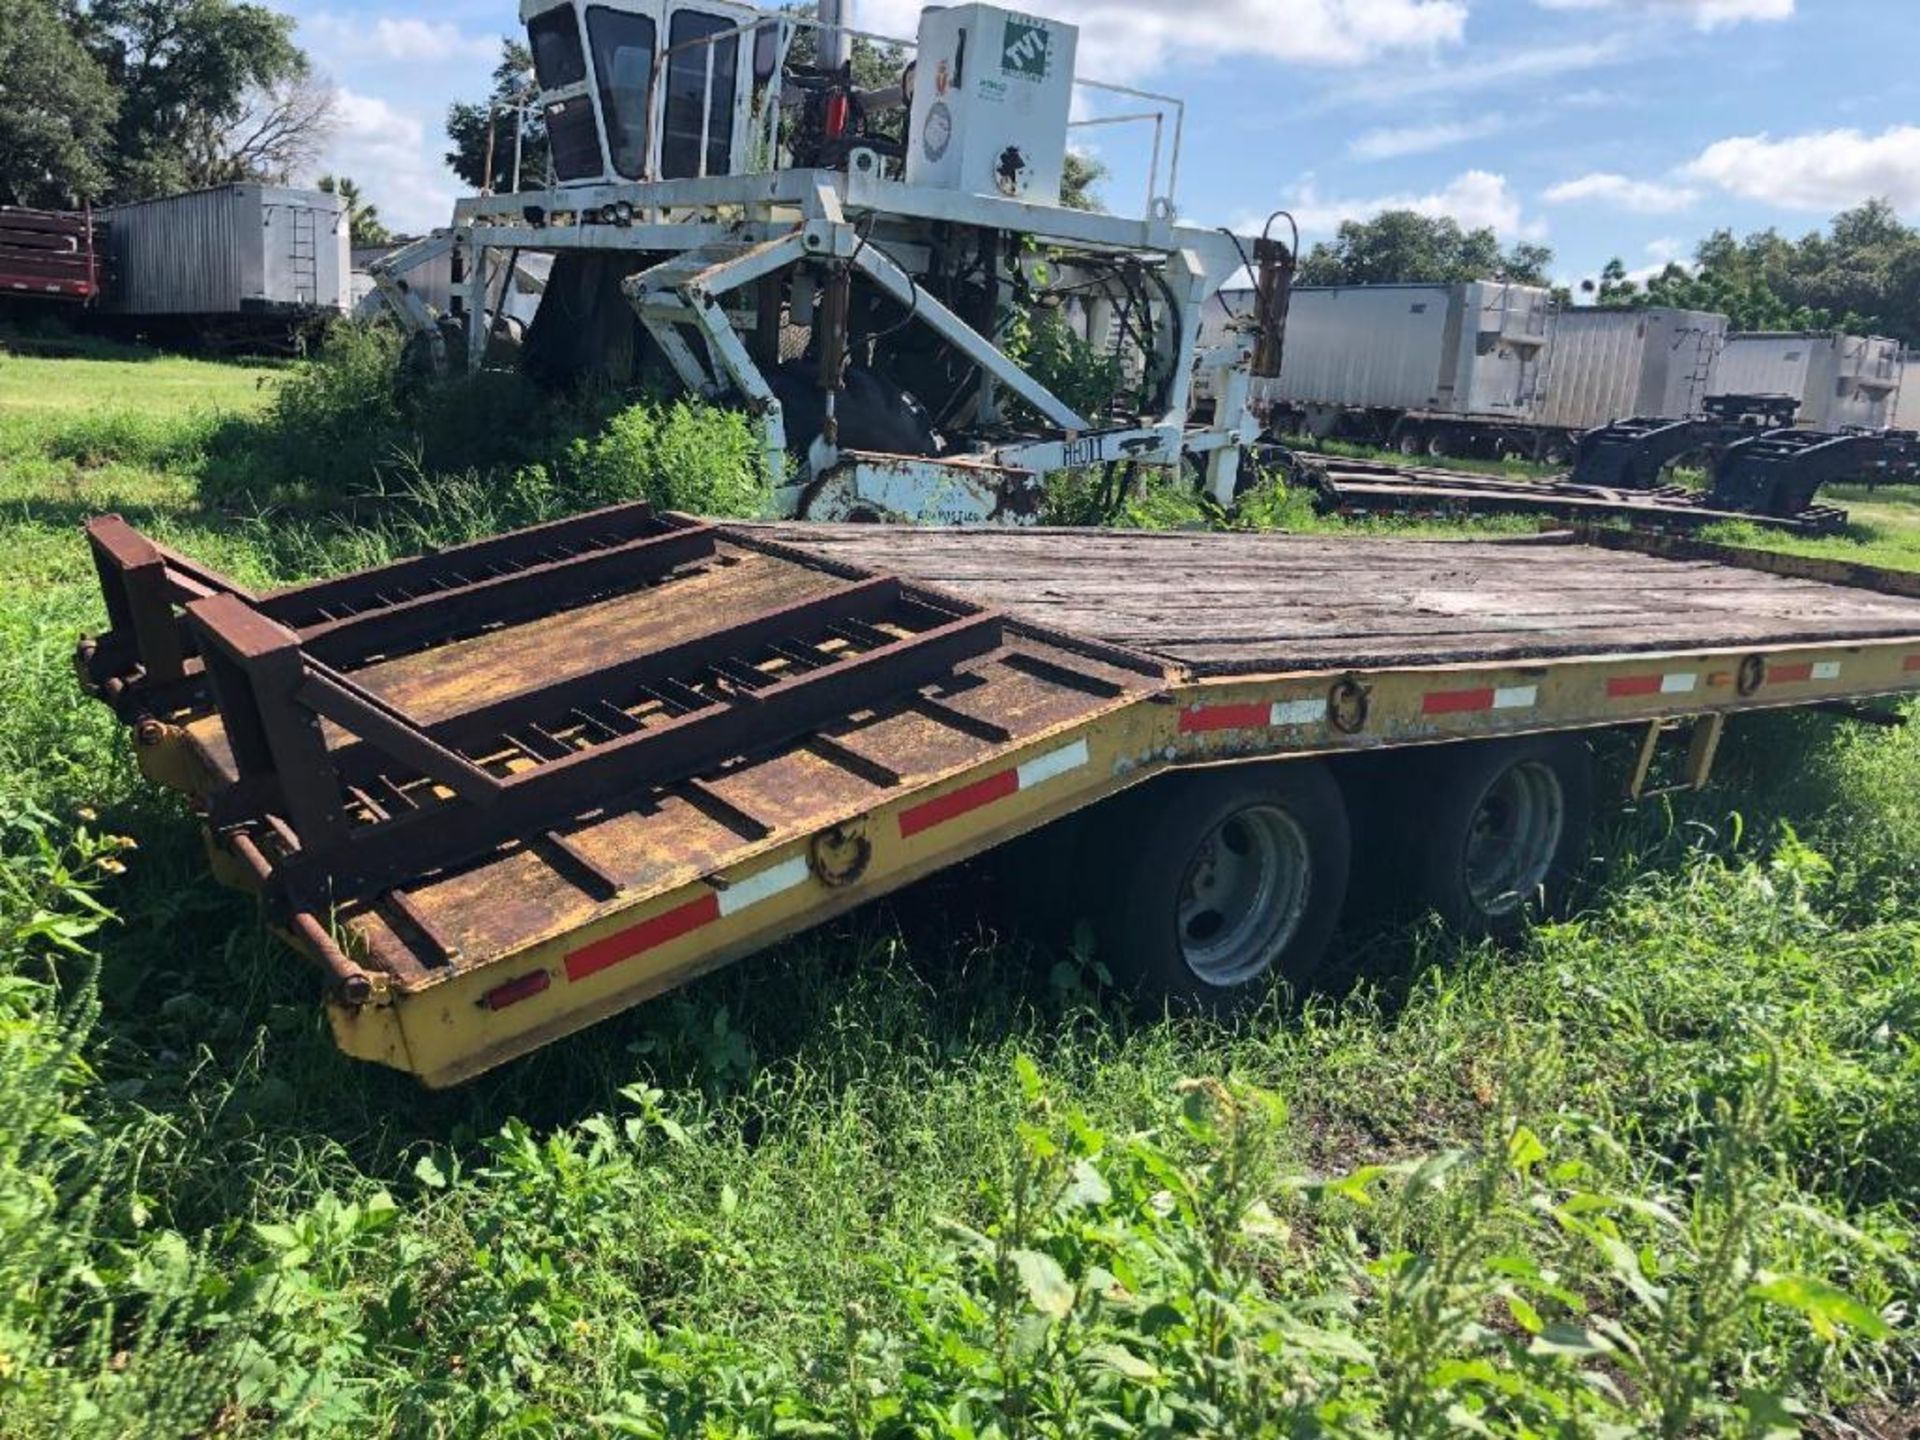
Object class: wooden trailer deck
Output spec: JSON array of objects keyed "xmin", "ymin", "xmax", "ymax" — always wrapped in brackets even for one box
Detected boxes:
[
  {"xmin": 747, "ymin": 524, "xmax": 1920, "ymax": 672},
  {"xmin": 76, "ymin": 509, "xmax": 1920, "ymax": 1085}
]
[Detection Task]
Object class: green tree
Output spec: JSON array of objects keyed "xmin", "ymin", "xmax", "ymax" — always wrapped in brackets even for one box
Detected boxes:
[
  {"xmin": 0, "ymin": 0, "xmax": 116, "ymax": 206},
  {"xmin": 446, "ymin": 39, "xmax": 548, "ymax": 192},
  {"xmin": 317, "ymin": 174, "xmax": 390, "ymax": 247},
  {"xmin": 1619, "ymin": 204, "xmax": 1920, "ymax": 344},
  {"xmin": 1061, "ymin": 151, "xmax": 1106, "ymax": 212},
  {"xmin": 1586, "ymin": 256, "xmax": 1639, "ymax": 306},
  {"xmin": 1296, "ymin": 210, "xmax": 1553, "ymax": 287},
  {"xmin": 65, "ymin": 0, "xmax": 312, "ymax": 200}
]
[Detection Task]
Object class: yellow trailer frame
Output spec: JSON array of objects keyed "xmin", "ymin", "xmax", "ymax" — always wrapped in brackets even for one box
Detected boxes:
[{"xmin": 78, "ymin": 511, "xmax": 1920, "ymax": 1087}]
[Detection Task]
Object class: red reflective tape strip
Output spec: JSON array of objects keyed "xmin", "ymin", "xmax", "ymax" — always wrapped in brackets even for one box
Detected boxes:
[
  {"xmin": 898, "ymin": 767, "xmax": 1020, "ymax": 838},
  {"xmin": 1770, "ymin": 661, "xmax": 1815, "ymax": 684},
  {"xmin": 482, "ymin": 969, "xmax": 552, "ymax": 1011},
  {"xmin": 565, "ymin": 892, "xmax": 721, "ymax": 983},
  {"xmin": 1905, "ymin": 654, "xmax": 1920, "ymax": 672},
  {"xmin": 1607, "ymin": 674, "xmax": 1663, "ymax": 698},
  {"xmin": 1179, "ymin": 702, "xmax": 1271, "ymax": 733},
  {"xmin": 1423, "ymin": 687, "xmax": 1495, "ymax": 715}
]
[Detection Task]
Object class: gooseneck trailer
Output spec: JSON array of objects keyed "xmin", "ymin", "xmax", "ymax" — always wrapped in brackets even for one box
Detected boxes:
[{"xmin": 77, "ymin": 508, "xmax": 1920, "ymax": 1086}]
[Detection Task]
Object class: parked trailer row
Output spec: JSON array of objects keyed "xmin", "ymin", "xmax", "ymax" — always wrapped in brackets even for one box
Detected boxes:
[
  {"xmin": 76, "ymin": 506, "xmax": 1920, "ymax": 1086},
  {"xmin": 1202, "ymin": 282, "xmax": 1905, "ymax": 459},
  {"xmin": 1, "ymin": 186, "xmax": 352, "ymax": 344}
]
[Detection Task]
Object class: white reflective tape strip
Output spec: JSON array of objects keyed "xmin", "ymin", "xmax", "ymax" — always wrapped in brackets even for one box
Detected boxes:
[
  {"xmin": 1812, "ymin": 661, "xmax": 1842, "ymax": 681},
  {"xmin": 1017, "ymin": 738, "xmax": 1090, "ymax": 790},
  {"xmin": 715, "ymin": 855, "xmax": 811, "ymax": 917},
  {"xmin": 1493, "ymin": 685, "xmax": 1538, "ymax": 710},
  {"xmin": 1270, "ymin": 698, "xmax": 1326, "ymax": 727},
  {"xmin": 1661, "ymin": 673, "xmax": 1698, "ymax": 694}
]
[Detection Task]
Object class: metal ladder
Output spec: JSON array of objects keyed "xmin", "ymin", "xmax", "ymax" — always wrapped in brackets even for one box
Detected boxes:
[{"xmin": 289, "ymin": 204, "xmax": 318, "ymax": 306}]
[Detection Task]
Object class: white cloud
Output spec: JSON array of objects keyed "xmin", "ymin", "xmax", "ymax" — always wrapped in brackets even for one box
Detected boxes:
[
  {"xmin": 1622, "ymin": 238, "xmax": 1690, "ymax": 285},
  {"xmin": 857, "ymin": 0, "xmax": 1466, "ymax": 82},
  {"xmin": 1348, "ymin": 115, "xmax": 1508, "ymax": 161},
  {"xmin": 1684, "ymin": 125, "xmax": 1920, "ymax": 211},
  {"xmin": 1335, "ymin": 35, "xmax": 1632, "ymax": 106},
  {"xmin": 310, "ymin": 90, "xmax": 458, "ymax": 237},
  {"xmin": 1260, "ymin": 170, "xmax": 1547, "ymax": 243},
  {"xmin": 1543, "ymin": 171, "xmax": 1700, "ymax": 213},
  {"xmin": 1532, "ymin": 0, "xmax": 1792, "ymax": 29},
  {"xmin": 301, "ymin": 13, "xmax": 497, "ymax": 65}
]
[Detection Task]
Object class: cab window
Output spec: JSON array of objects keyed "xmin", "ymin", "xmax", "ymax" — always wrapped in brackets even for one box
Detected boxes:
[
  {"xmin": 661, "ymin": 10, "xmax": 738, "ymax": 178},
  {"xmin": 586, "ymin": 6, "xmax": 658, "ymax": 179},
  {"xmin": 527, "ymin": 7, "xmax": 587, "ymax": 89}
]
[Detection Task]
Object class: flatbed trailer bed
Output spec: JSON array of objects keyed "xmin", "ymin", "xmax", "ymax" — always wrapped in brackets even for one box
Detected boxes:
[
  {"xmin": 1305, "ymin": 457, "xmax": 1850, "ymax": 535},
  {"xmin": 77, "ymin": 508, "xmax": 1920, "ymax": 1086}
]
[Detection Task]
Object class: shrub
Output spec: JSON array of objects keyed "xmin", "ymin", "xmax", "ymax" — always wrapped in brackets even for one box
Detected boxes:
[
  {"xmin": 566, "ymin": 399, "xmax": 770, "ymax": 517},
  {"xmin": 198, "ymin": 321, "xmax": 770, "ymax": 520}
]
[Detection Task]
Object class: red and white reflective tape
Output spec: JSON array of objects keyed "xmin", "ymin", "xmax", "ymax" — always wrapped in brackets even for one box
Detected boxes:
[
  {"xmin": 1178, "ymin": 697, "xmax": 1326, "ymax": 734},
  {"xmin": 1422, "ymin": 684, "xmax": 1537, "ymax": 717},
  {"xmin": 1607, "ymin": 670, "xmax": 1699, "ymax": 699},
  {"xmin": 897, "ymin": 737, "xmax": 1091, "ymax": 839},
  {"xmin": 562, "ymin": 854, "xmax": 812, "ymax": 985},
  {"xmin": 1769, "ymin": 660, "xmax": 1842, "ymax": 685}
]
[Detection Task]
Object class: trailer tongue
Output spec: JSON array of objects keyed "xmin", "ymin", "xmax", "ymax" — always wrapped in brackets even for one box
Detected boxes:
[{"xmin": 77, "ymin": 511, "xmax": 1920, "ymax": 1085}]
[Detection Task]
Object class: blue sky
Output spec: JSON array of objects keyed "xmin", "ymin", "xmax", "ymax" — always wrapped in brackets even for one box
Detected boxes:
[{"xmin": 291, "ymin": 0, "xmax": 1920, "ymax": 289}]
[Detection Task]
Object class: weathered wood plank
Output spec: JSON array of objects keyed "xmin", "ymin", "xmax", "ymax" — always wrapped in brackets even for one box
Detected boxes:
[{"xmin": 744, "ymin": 523, "xmax": 1920, "ymax": 674}]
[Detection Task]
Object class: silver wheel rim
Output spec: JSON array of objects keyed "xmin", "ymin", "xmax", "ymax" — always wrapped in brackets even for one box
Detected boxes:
[
  {"xmin": 1176, "ymin": 804, "xmax": 1313, "ymax": 987},
  {"xmin": 1463, "ymin": 761, "xmax": 1565, "ymax": 917}
]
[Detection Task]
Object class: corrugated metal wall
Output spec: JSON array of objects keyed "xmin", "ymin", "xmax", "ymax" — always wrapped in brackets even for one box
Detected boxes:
[
  {"xmin": 99, "ymin": 184, "xmax": 349, "ymax": 316},
  {"xmin": 1897, "ymin": 354, "xmax": 1920, "ymax": 431},
  {"xmin": 1262, "ymin": 285, "xmax": 1457, "ymax": 412},
  {"xmin": 1538, "ymin": 308, "xmax": 1727, "ymax": 430},
  {"xmin": 1712, "ymin": 333, "xmax": 1903, "ymax": 431},
  {"xmin": 1255, "ymin": 283, "xmax": 1551, "ymax": 419}
]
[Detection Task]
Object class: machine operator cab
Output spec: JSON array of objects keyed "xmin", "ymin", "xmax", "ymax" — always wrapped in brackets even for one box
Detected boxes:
[
  {"xmin": 520, "ymin": 0, "xmax": 1082, "ymax": 207},
  {"xmin": 520, "ymin": 0, "xmax": 768, "ymax": 185}
]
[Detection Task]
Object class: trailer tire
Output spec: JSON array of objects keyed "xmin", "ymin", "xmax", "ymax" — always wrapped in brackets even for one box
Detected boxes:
[
  {"xmin": 1096, "ymin": 762, "xmax": 1349, "ymax": 1009},
  {"xmin": 1412, "ymin": 736, "xmax": 1593, "ymax": 939},
  {"xmin": 1424, "ymin": 429, "xmax": 1453, "ymax": 459}
]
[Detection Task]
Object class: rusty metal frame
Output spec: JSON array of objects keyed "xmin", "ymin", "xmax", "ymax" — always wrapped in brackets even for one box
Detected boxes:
[
  {"xmin": 177, "ymin": 565, "xmax": 1008, "ymax": 911},
  {"xmin": 80, "ymin": 501, "xmax": 695, "ymax": 701}
]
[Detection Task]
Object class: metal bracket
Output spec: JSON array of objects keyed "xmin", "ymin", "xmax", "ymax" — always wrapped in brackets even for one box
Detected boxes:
[{"xmin": 1627, "ymin": 712, "xmax": 1726, "ymax": 800}]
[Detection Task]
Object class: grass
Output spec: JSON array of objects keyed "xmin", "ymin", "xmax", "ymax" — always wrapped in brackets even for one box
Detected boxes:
[{"xmin": 1, "ymin": 340, "xmax": 1918, "ymax": 1435}]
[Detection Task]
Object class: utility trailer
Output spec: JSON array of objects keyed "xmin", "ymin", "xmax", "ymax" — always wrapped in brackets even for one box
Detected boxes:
[
  {"xmin": 1198, "ymin": 281, "xmax": 1559, "ymax": 460},
  {"xmin": 97, "ymin": 184, "xmax": 351, "ymax": 322},
  {"xmin": 76, "ymin": 509, "xmax": 1920, "ymax": 1087},
  {"xmin": 0, "ymin": 207, "xmax": 106, "ymax": 304},
  {"xmin": 1711, "ymin": 331, "xmax": 1904, "ymax": 433}
]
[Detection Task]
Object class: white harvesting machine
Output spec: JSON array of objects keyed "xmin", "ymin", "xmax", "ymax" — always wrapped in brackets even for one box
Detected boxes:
[{"xmin": 370, "ymin": 0, "xmax": 1292, "ymax": 523}]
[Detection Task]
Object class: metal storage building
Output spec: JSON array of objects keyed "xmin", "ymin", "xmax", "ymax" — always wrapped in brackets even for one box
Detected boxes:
[
  {"xmin": 1253, "ymin": 282, "xmax": 1554, "ymax": 420},
  {"xmin": 1710, "ymin": 331, "xmax": 1903, "ymax": 432},
  {"xmin": 99, "ymin": 184, "xmax": 350, "ymax": 317},
  {"xmin": 1536, "ymin": 307, "xmax": 1726, "ymax": 431}
]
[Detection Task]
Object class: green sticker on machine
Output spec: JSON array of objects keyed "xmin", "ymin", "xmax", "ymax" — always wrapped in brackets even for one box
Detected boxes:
[{"xmin": 1001, "ymin": 17, "xmax": 1052, "ymax": 79}]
